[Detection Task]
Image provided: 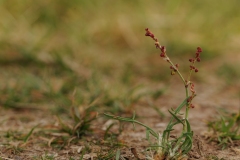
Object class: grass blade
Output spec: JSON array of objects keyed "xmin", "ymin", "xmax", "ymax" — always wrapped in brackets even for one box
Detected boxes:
[
  {"xmin": 174, "ymin": 97, "xmax": 189, "ymax": 114},
  {"xmin": 168, "ymin": 110, "xmax": 184, "ymax": 125},
  {"xmin": 24, "ymin": 124, "xmax": 39, "ymax": 142},
  {"xmin": 185, "ymin": 119, "xmax": 191, "ymax": 132},
  {"xmin": 116, "ymin": 149, "xmax": 120, "ymax": 160}
]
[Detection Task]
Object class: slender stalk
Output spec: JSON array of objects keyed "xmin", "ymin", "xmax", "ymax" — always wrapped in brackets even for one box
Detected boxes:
[
  {"xmin": 167, "ymin": 58, "xmax": 190, "ymax": 132},
  {"xmin": 184, "ymin": 94, "xmax": 190, "ymax": 132},
  {"xmin": 187, "ymin": 59, "xmax": 196, "ymax": 82},
  {"xmin": 167, "ymin": 58, "xmax": 186, "ymax": 86},
  {"xmin": 185, "ymin": 61, "xmax": 197, "ymax": 128}
]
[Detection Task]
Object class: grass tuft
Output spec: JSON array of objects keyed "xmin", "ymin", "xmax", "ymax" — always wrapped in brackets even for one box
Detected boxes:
[{"xmin": 206, "ymin": 110, "xmax": 240, "ymax": 149}]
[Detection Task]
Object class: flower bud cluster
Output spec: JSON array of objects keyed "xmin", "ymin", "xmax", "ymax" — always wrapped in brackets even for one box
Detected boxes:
[
  {"xmin": 145, "ymin": 28, "xmax": 159, "ymax": 47},
  {"xmin": 190, "ymin": 104, "xmax": 195, "ymax": 108},
  {"xmin": 170, "ymin": 64, "xmax": 179, "ymax": 75},
  {"xmin": 190, "ymin": 83, "xmax": 195, "ymax": 95},
  {"xmin": 187, "ymin": 83, "xmax": 196, "ymax": 108},
  {"xmin": 145, "ymin": 28, "xmax": 167, "ymax": 58},
  {"xmin": 189, "ymin": 47, "xmax": 202, "ymax": 73}
]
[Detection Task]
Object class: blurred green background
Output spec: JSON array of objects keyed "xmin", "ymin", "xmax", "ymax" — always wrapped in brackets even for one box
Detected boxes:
[{"xmin": 0, "ymin": 1, "xmax": 240, "ymax": 112}]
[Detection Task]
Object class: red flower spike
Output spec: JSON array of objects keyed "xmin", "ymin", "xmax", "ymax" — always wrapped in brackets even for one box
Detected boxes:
[
  {"xmin": 195, "ymin": 69, "xmax": 198, "ymax": 72},
  {"xmin": 197, "ymin": 57, "xmax": 201, "ymax": 62}
]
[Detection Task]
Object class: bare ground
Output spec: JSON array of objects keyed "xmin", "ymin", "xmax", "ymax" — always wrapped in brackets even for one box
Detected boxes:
[{"xmin": 0, "ymin": 77, "xmax": 239, "ymax": 160}]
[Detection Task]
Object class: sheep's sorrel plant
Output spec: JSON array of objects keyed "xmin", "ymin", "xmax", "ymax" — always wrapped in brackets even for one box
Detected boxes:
[{"xmin": 104, "ymin": 28, "xmax": 202, "ymax": 159}]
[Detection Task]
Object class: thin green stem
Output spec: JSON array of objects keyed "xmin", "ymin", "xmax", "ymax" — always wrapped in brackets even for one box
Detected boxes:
[
  {"xmin": 184, "ymin": 86, "xmax": 190, "ymax": 132},
  {"xmin": 167, "ymin": 58, "xmax": 186, "ymax": 86},
  {"xmin": 167, "ymin": 57, "xmax": 189, "ymax": 132},
  {"xmin": 185, "ymin": 61, "xmax": 196, "ymax": 124},
  {"xmin": 187, "ymin": 60, "xmax": 196, "ymax": 82}
]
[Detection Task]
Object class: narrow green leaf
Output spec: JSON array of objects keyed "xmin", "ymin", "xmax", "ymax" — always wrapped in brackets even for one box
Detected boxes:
[
  {"xmin": 220, "ymin": 117, "xmax": 227, "ymax": 131},
  {"xmin": 185, "ymin": 119, "xmax": 191, "ymax": 132},
  {"xmin": 168, "ymin": 121, "xmax": 181, "ymax": 129},
  {"xmin": 24, "ymin": 124, "xmax": 39, "ymax": 142},
  {"xmin": 104, "ymin": 123, "xmax": 116, "ymax": 140},
  {"xmin": 162, "ymin": 129, "xmax": 174, "ymax": 141},
  {"xmin": 104, "ymin": 113, "xmax": 159, "ymax": 139},
  {"xmin": 181, "ymin": 135, "xmax": 191, "ymax": 148},
  {"xmin": 146, "ymin": 129, "xmax": 150, "ymax": 140},
  {"xmin": 116, "ymin": 149, "xmax": 120, "ymax": 160},
  {"xmin": 164, "ymin": 129, "xmax": 174, "ymax": 133},
  {"xmin": 132, "ymin": 111, "xmax": 136, "ymax": 120},
  {"xmin": 168, "ymin": 110, "xmax": 184, "ymax": 125},
  {"xmin": 225, "ymin": 119, "xmax": 235, "ymax": 132},
  {"xmin": 174, "ymin": 97, "xmax": 189, "ymax": 114},
  {"xmin": 149, "ymin": 130, "xmax": 158, "ymax": 139},
  {"xmin": 79, "ymin": 153, "xmax": 84, "ymax": 160},
  {"xmin": 181, "ymin": 135, "xmax": 192, "ymax": 154},
  {"xmin": 233, "ymin": 135, "xmax": 240, "ymax": 140}
]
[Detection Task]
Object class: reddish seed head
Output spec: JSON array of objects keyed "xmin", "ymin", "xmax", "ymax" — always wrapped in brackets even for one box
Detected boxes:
[
  {"xmin": 197, "ymin": 47, "xmax": 202, "ymax": 52},
  {"xmin": 190, "ymin": 65, "xmax": 196, "ymax": 70},
  {"xmin": 190, "ymin": 104, "xmax": 195, "ymax": 108},
  {"xmin": 160, "ymin": 46, "xmax": 166, "ymax": 52},
  {"xmin": 160, "ymin": 53, "xmax": 165, "ymax": 57},
  {"xmin": 189, "ymin": 58, "xmax": 193, "ymax": 62},
  {"xmin": 196, "ymin": 52, "xmax": 200, "ymax": 57},
  {"xmin": 191, "ymin": 83, "xmax": 195, "ymax": 87},
  {"xmin": 170, "ymin": 66, "xmax": 173, "ymax": 69},
  {"xmin": 175, "ymin": 64, "xmax": 179, "ymax": 68},
  {"xmin": 195, "ymin": 68, "xmax": 199, "ymax": 72},
  {"xmin": 145, "ymin": 28, "xmax": 154, "ymax": 38},
  {"xmin": 197, "ymin": 57, "xmax": 201, "ymax": 62},
  {"xmin": 155, "ymin": 41, "xmax": 160, "ymax": 48}
]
